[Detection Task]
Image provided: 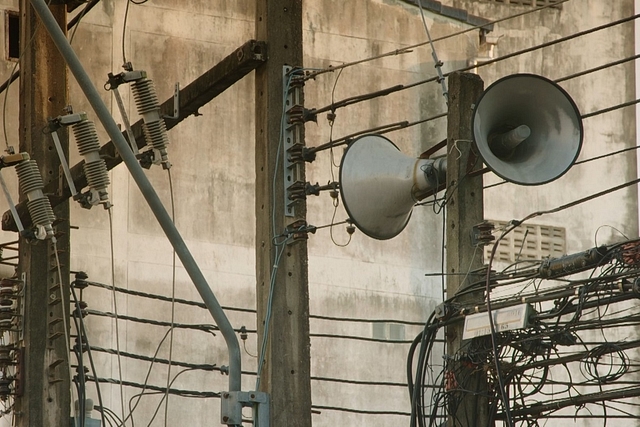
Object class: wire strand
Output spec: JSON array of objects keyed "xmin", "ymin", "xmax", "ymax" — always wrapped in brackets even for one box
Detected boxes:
[{"xmin": 107, "ymin": 207, "xmax": 127, "ymax": 424}]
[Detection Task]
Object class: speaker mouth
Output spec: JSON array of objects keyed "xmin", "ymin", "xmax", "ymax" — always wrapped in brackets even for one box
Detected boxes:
[
  {"xmin": 472, "ymin": 73, "xmax": 583, "ymax": 186},
  {"xmin": 339, "ymin": 135, "xmax": 415, "ymax": 240}
]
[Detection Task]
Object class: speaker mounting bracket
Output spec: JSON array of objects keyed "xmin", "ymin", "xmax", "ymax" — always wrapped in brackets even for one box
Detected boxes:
[{"xmin": 282, "ymin": 66, "xmax": 306, "ymax": 217}]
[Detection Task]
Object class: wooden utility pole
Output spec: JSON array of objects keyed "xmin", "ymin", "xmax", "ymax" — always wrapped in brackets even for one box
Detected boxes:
[
  {"xmin": 445, "ymin": 72, "xmax": 490, "ymax": 427},
  {"xmin": 255, "ymin": 0, "xmax": 312, "ymax": 425},
  {"xmin": 15, "ymin": 2, "xmax": 70, "ymax": 426}
]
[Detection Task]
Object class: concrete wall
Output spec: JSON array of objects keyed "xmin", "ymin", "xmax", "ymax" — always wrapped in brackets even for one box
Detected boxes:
[{"xmin": 0, "ymin": 0, "xmax": 634, "ymax": 426}]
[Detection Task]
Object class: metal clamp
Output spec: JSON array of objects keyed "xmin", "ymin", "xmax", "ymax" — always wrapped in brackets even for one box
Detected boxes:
[
  {"xmin": 283, "ymin": 66, "xmax": 306, "ymax": 217},
  {"xmin": 221, "ymin": 391, "xmax": 269, "ymax": 427}
]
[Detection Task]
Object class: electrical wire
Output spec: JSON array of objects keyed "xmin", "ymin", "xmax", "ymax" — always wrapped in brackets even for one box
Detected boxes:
[
  {"xmin": 0, "ymin": 0, "xmax": 57, "ymax": 153},
  {"xmin": 304, "ymin": 0, "xmax": 571, "ymax": 80},
  {"xmin": 83, "ymin": 277, "xmax": 431, "ymax": 326},
  {"xmin": 146, "ymin": 369, "xmax": 199, "ymax": 426},
  {"xmin": 163, "ymin": 168, "xmax": 177, "ymax": 426},
  {"xmin": 52, "ymin": 239, "xmax": 80, "ymax": 427},
  {"xmin": 416, "ymin": 0, "xmax": 447, "ymax": 104},
  {"xmin": 107, "ymin": 207, "xmax": 127, "ymax": 424},
  {"xmin": 70, "ymin": 285, "xmax": 107, "ymax": 427},
  {"xmin": 68, "ymin": 0, "xmax": 97, "ymax": 45},
  {"xmin": 309, "ymin": 13, "xmax": 640, "ymax": 118},
  {"xmin": 119, "ymin": 328, "xmax": 174, "ymax": 426}
]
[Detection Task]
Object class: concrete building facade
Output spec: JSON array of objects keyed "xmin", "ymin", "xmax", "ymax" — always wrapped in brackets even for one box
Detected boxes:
[{"xmin": 0, "ymin": 0, "xmax": 635, "ymax": 425}]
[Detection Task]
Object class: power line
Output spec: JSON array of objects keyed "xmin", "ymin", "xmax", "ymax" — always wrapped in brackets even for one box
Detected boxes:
[
  {"xmin": 86, "ymin": 376, "xmax": 220, "ymax": 398},
  {"xmin": 309, "ymin": 13, "xmax": 640, "ymax": 117},
  {"xmin": 88, "ymin": 345, "xmax": 221, "ymax": 372},
  {"xmin": 85, "ymin": 279, "xmax": 432, "ymax": 327},
  {"xmin": 312, "ymin": 404, "xmax": 411, "ymax": 417},
  {"xmin": 304, "ymin": 0, "xmax": 571, "ymax": 80},
  {"xmin": 309, "ymin": 49, "xmax": 638, "ymax": 155},
  {"xmin": 310, "ymin": 333, "xmax": 415, "ymax": 344},
  {"xmin": 84, "ymin": 308, "xmax": 221, "ymax": 333}
]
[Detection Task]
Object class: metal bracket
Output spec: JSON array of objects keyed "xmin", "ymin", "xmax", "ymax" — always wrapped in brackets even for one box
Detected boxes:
[
  {"xmin": 285, "ymin": 219, "xmax": 316, "ymax": 243},
  {"xmin": 471, "ymin": 221, "xmax": 495, "ymax": 247},
  {"xmin": 221, "ymin": 390, "xmax": 269, "ymax": 427},
  {"xmin": 283, "ymin": 66, "xmax": 305, "ymax": 217},
  {"xmin": 163, "ymin": 82, "xmax": 180, "ymax": 120}
]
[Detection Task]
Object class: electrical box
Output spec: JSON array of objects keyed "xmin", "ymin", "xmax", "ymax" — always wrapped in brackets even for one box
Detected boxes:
[{"xmin": 462, "ymin": 303, "xmax": 531, "ymax": 340}]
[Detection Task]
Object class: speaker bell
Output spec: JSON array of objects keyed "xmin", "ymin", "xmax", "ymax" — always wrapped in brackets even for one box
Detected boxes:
[
  {"xmin": 473, "ymin": 73, "xmax": 583, "ymax": 185},
  {"xmin": 339, "ymin": 135, "xmax": 444, "ymax": 240}
]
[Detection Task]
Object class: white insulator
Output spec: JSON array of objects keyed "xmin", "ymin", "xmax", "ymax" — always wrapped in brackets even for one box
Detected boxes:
[
  {"xmin": 83, "ymin": 161, "xmax": 110, "ymax": 202},
  {"xmin": 15, "ymin": 160, "xmax": 55, "ymax": 238},
  {"xmin": 72, "ymin": 118, "xmax": 111, "ymax": 207},
  {"xmin": 72, "ymin": 120, "xmax": 101, "ymax": 159},
  {"xmin": 131, "ymin": 78, "xmax": 160, "ymax": 117},
  {"xmin": 131, "ymin": 76, "xmax": 170, "ymax": 167},
  {"xmin": 15, "ymin": 160, "xmax": 44, "ymax": 195}
]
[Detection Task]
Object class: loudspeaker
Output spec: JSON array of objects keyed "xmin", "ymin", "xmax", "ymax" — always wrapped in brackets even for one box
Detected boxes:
[
  {"xmin": 339, "ymin": 134, "xmax": 445, "ymax": 240},
  {"xmin": 339, "ymin": 74, "xmax": 583, "ymax": 240},
  {"xmin": 473, "ymin": 73, "xmax": 583, "ymax": 185}
]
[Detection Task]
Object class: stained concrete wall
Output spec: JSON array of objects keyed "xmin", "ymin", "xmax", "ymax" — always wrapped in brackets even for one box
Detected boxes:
[{"xmin": 0, "ymin": 0, "xmax": 634, "ymax": 426}]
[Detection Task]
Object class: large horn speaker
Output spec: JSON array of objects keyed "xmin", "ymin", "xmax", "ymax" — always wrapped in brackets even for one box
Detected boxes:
[
  {"xmin": 339, "ymin": 74, "xmax": 583, "ymax": 240},
  {"xmin": 339, "ymin": 135, "xmax": 444, "ymax": 240},
  {"xmin": 473, "ymin": 73, "xmax": 583, "ymax": 185}
]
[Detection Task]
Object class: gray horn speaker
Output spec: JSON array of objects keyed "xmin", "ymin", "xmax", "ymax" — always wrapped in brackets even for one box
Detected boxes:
[
  {"xmin": 339, "ymin": 135, "xmax": 445, "ymax": 240},
  {"xmin": 473, "ymin": 73, "xmax": 583, "ymax": 185}
]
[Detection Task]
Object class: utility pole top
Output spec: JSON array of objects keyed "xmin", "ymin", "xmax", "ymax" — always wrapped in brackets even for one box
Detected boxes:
[{"xmin": 445, "ymin": 72, "xmax": 490, "ymax": 427}]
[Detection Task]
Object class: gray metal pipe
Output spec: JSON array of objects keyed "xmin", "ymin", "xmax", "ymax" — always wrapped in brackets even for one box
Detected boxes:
[{"xmin": 29, "ymin": 0, "xmax": 242, "ymax": 392}]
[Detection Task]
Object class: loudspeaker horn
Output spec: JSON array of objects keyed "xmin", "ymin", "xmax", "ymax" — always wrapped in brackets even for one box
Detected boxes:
[
  {"xmin": 472, "ymin": 73, "xmax": 583, "ymax": 185},
  {"xmin": 339, "ymin": 135, "xmax": 445, "ymax": 240}
]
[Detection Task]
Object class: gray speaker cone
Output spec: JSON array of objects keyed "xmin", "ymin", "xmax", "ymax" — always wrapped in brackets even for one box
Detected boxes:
[
  {"xmin": 473, "ymin": 74, "xmax": 583, "ymax": 185},
  {"xmin": 339, "ymin": 135, "xmax": 417, "ymax": 240}
]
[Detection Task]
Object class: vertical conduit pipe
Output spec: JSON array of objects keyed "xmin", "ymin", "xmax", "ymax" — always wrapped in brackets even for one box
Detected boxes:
[{"xmin": 29, "ymin": 0, "xmax": 242, "ymax": 392}]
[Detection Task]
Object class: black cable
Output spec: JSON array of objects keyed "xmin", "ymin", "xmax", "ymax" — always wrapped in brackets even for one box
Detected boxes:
[
  {"xmin": 86, "ymin": 277, "xmax": 429, "ymax": 326},
  {"xmin": 86, "ymin": 375, "xmax": 220, "ymax": 398},
  {"xmin": 311, "ymin": 404, "xmax": 410, "ymax": 417},
  {"xmin": 310, "ymin": 13, "xmax": 640, "ymax": 117},
  {"xmin": 84, "ymin": 308, "xmax": 220, "ymax": 332},
  {"xmin": 304, "ymin": 0, "xmax": 571, "ymax": 80}
]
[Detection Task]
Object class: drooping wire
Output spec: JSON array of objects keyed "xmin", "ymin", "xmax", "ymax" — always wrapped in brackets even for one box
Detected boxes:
[
  {"xmin": 325, "ymin": 68, "xmax": 351, "ymax": 247},
  {"xmin": 309, "ymin": 13, "xmax": 640, "ymax": 118},
  {"xmin": 485, "ymin": 225, "xmax": 517, "ymax": 427},
  {"xmin": 145, "ymin": 368, "xmax": 198, "ymax": 427},
  {"xmin": 68, "ymin": 0, "xmax": 96, "ymax": 45},
  {"xmin": 1, "ymin": 0, "xmax": 56, "ymax": 153},
  {"xmin": 256, "ymin": 68, "xmax": 301, "ymax": 389},
  {"xmin": 121, "ymin": 0, "xmax": 149, "ymax": 66},
  {"xmin": 52, "ymin": 239, "xmax": 80, "ymax": 427},
  {"xmin": 107, "ymin": 207, "xmax": 127, "ymax": 424},
  {"xmin": 120, "ymin": 327, "xmax": 174, "ymax": 426},
  {"xmin": 304, "ymin": 0, "xmax": 572, "ymax": 80},
  {"xmin": 163, "ymin": 168, "xmax": 177, "ymax": 426}
]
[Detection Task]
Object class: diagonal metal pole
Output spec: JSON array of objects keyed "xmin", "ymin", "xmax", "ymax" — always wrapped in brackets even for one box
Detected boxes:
[{"xmin": 28, "ymin": 0, "xmax": 242, "ymax": 392}]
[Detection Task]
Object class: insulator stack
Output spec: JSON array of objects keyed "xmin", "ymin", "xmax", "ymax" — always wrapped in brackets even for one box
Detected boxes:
[
  {"xmin": 0, "ymin": 346, "xmax": 12, "ymax": 366},
  {"xmin": 131, "ymin": 77, "xmax": 170, "ymax": 168},
  {"xmin": 15, "ymin": 160, "xmax": 55, "ymax": 239},
  {"xmin": 0, "ymin": 377, "xmax": 11, "ymax": 400},
  {"xmin": 71, "ymin": 119, "xmax": 110, "ymax": 207}
]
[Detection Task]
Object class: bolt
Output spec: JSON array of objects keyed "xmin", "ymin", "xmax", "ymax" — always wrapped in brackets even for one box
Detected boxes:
[{"xmin": 222, "ymin": 416, "xmax": 229, "ymax": 422}]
